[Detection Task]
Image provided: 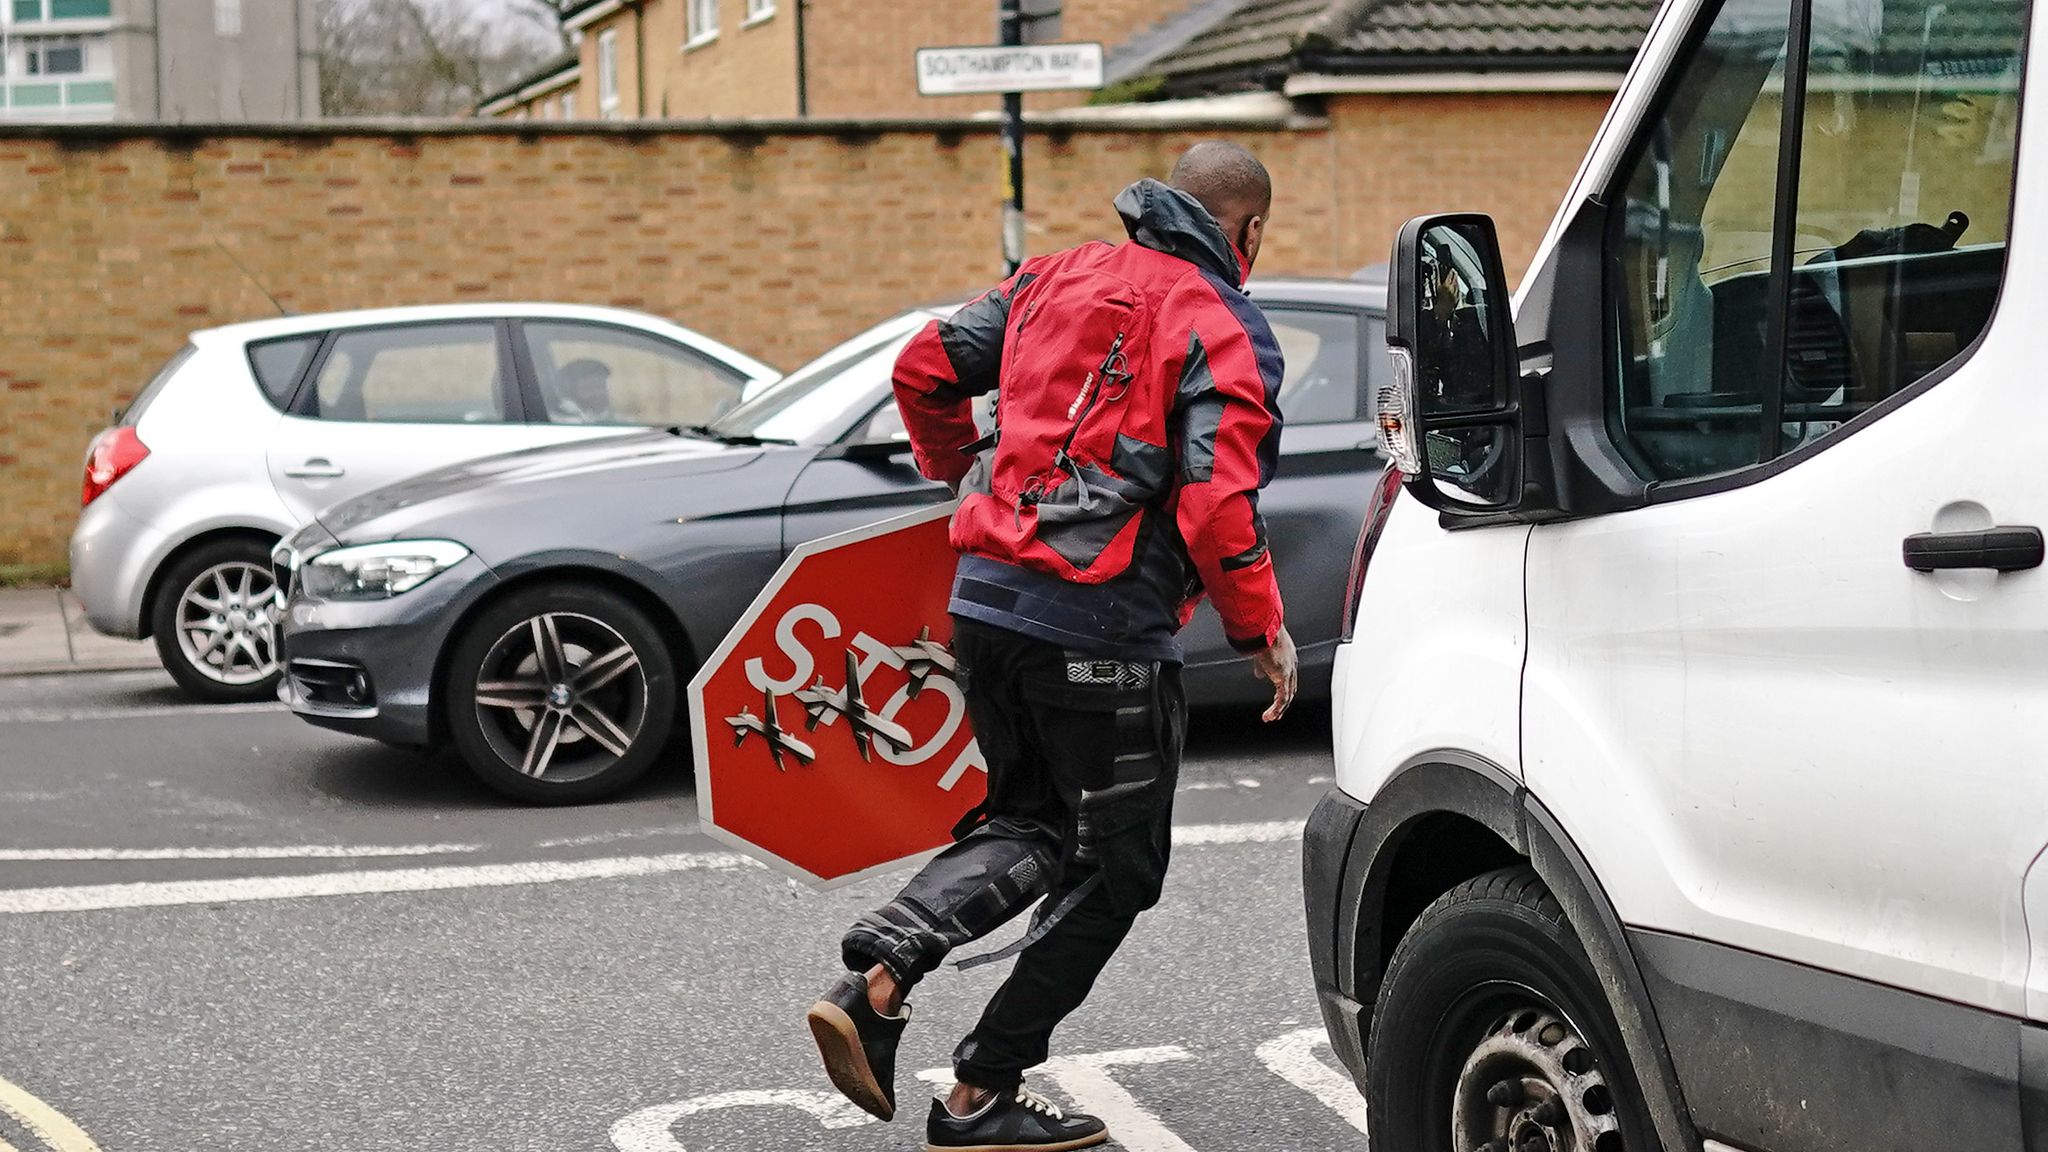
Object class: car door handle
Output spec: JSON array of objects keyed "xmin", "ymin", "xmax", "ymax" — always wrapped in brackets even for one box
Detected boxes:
[
  {"xmin": 1902, "ymin": 526, "xmax": 2044, "ymax": 572},
  {"xmin": 284, "ymin": 458, "xmax": 346, "ymax": 479}
]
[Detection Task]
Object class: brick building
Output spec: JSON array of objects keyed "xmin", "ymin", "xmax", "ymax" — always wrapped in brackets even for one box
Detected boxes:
[
  {"xmin": 477, "ymin": 50, "xmax": 580, "ymax": 121},
  {"xmin": 482, "ymin": 0, "xmax": 1654, "ymax": 122},
  {"xmin": 480, "ymin": 0, "xmax": 1187, "ymax": 120}
]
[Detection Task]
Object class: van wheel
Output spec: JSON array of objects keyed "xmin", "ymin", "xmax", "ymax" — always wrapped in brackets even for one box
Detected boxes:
[
  {"xmin": 150, "ymin": 537, "xmax": 284, "ymax": 704},
  {"xmin": 443, "ymin": 582, "xmax": 677, "ymax": 805},
  {"xmin": 1366, "ymin": 866, "xmax": 1660, "ymax": 1152}
]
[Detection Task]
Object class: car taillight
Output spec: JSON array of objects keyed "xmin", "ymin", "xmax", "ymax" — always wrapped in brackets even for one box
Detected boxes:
[
  {"xmin": 81, "ymin": 426, "xmax": 149, "ymax": 508},
  {"xmin": 1339, "ymin": 465, "xmax": 1405, "ymax": 643}
]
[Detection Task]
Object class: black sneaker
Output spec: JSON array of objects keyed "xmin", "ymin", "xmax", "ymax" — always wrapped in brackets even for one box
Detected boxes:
[
  {"xmin": 924, "ymin": 1085, "xmax": 1109, "ymax": 1151},
  {"xmin": 806, "ymin": 971, "xmax": 910, "ymax": 1121}
]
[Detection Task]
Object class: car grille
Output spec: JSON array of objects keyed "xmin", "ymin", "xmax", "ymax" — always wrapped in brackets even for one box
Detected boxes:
[{"xmin": 288, "ymin": 658, "xmax": 375, "ymax": 711}]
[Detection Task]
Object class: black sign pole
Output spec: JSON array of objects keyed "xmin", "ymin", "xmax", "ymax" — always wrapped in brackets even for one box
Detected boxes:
[{"xmin": 999, "ymin": 0, "xmax": 1025, "ymax": 277}]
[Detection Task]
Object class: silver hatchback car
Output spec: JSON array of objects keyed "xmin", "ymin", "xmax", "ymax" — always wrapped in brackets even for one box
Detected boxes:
[{"xmin": 70, "ymin": 303, "xmax": 778, "ymax": 702}]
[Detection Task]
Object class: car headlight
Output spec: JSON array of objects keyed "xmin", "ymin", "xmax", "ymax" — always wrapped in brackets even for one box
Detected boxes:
[{"xmin": 300, "ymin": 540, "xmax": 470, "ymax": 601}]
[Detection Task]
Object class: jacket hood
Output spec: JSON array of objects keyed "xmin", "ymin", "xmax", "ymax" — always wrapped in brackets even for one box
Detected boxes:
[{"xmin": 1115, "ymin": 177, "xmax": 1250, "ymax": 287}]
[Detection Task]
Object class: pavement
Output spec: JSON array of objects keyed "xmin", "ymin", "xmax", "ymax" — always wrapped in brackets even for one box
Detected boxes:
[
  {"xmin": 0, "ymin": 669, "xmax": 1363, "ymax": 1152},
  {"xmin": 0, "ymin": 588, "xmax": 159, "ymax": 676}
]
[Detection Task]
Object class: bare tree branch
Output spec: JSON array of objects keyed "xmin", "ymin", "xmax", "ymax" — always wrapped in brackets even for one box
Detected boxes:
[{"xmin": 316, "ymin": 0, "xmax": 566, "ymax": 117}]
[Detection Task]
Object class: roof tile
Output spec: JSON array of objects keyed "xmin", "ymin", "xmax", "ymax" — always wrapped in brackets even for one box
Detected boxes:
[{"xmin": 1141, "ymin": 0, "xmax": 1660, "ymax": 84}]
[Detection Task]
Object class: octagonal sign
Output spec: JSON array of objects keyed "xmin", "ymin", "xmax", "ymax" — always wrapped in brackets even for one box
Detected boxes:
[{"xmin": 689, "ymin": 503, "xmax": 985, "ymax": 889}]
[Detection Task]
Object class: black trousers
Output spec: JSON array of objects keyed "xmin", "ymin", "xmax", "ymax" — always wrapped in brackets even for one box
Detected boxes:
[{"xmin": 841, "ymin": 616, "xmax": 1186, "ymax": 1090}]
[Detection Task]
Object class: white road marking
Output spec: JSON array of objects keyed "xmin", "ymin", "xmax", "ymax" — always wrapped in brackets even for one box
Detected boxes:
[
  {"xmin": 0, "ymin": 1073, "xmax": 104, "ymax": 1152},
  {"xmin": 923, "ymin": 1048, "xmax": 1199, "ymax": 1152},
  {"xmin": 1033, "ymin": 1047, "xmax": 1200, "ymax": 1152},
  {"xmin": 0, "ymin": 702, "xmax": 285, "ymax": 724},
  {"xmin": 1256, "ymin": 1027, "xmax": 1369, "ymax": 1135},
  {"xmin": 1171, "ymin": 820, "xmax": 1300, "ymax": 846},
  {"xmin": 617, "ymin": 1032, "xmax": 1360, "ymax": 1151},
  {"xmin": 532, "ymin": 827, "xmax": 699, "ymax": 850},
  {"xmin": 0, "ymin": 821, "xmax": 1297, "ymax": 915},
  {"xmin": 0, "ymin": 843, "xmax": 481, "ymax": 862},
  {"xmin": 609, "ymin": 1089, "xmax": 871, "ymax": 1152},
  {"xmin": 0, "ymin": 851, "xmax": 757, "ymax": 915}
]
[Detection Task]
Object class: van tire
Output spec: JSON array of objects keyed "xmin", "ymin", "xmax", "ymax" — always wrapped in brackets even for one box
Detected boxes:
[{"xmin": 1365, "ymin": 865, "xmax": 1662, "ymax": 1152}]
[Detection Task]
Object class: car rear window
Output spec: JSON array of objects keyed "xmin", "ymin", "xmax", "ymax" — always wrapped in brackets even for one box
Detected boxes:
[
  {"xmin": 247, "ymin": 335, "xmax": 321, "ymax": 410},
  {"xmin": 119, "ymin": 345, "xmax": 196, "ymax": 426}
]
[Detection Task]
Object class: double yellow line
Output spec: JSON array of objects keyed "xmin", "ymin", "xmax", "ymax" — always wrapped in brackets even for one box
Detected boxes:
[{"xmin": 0, "ymin": 1074, "xmax": 101, "ymax": 1152}]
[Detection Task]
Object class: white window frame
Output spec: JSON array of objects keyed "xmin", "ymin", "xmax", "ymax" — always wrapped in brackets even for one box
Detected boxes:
[
  {"xmin": 8, "ymin": 0, "xmax": 115, "ymax": 22},
  {"xmin": 685, "ymin": 0, "xmax": 719, "ymax": 46},
  {"xmin": 596, "ymin": 29, "xmax": 620, "ymax": 117},
  {"xmin": 744, "ymin": 0, "xmax": 774, "ymax": 25},
  {"xmin": 561, "ymin": 91, "xmax": 576, "ymax": 119},
  {"xmin": 25, "ymin": 35, "xmax": 85, "ymax": 75}
]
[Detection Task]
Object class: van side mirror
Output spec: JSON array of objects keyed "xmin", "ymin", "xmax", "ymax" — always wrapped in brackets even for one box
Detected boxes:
[{"xmin": 1381, "ymin": 213, "xmax": 1523, "ymax": 513}]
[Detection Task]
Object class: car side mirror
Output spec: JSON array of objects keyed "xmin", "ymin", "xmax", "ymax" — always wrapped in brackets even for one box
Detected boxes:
[
  {"xmin": 1382, "ymin": 213, "xmax": 1524, "ymax": 513},
  {"xmin": 822, "ymin": 437, "xmax": 915, "ymax": 463}
]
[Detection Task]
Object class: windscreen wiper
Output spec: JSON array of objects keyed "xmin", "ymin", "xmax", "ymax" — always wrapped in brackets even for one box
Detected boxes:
[{"xmin": 668, "ymin": 424, "xmax": 798, "ymax": 447}]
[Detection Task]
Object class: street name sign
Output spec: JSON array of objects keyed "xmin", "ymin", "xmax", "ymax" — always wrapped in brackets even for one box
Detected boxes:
[
  {"xmin": 689, "ymin": 503, "xmax": 985, "ymax": 889},
  {"xmin": 915, "ymin": 42, "xmax": 1105, "ymax": 96}
]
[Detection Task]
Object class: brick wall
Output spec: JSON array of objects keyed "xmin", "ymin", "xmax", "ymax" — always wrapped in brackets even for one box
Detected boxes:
[
  {"xmin": 0, "ymin": 93, "xmax": 1610, "ymax": 569},
  {"xmin": 1323, "ymin": 93, "xmax": 1611, "ymax": 282}
]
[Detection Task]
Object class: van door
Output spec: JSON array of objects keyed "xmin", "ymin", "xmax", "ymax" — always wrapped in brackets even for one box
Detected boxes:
[{"xmin": 1520, "ymin": 0, "xmax": 2040, "ymax": 1139}]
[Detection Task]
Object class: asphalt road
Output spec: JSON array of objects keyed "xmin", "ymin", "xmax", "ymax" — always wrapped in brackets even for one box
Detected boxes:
[{"xmin": 0, "ymin": 669, "xmax": 1366, "ymax": 1152}]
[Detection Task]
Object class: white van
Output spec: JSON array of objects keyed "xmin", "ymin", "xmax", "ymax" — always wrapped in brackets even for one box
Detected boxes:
[{"xmin": 1304, "ymin": 0, "xmax": 2044, "ymax": 1148}]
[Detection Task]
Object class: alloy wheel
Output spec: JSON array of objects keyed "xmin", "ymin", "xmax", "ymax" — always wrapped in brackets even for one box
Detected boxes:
[
  {"xmin": 1450, "ymin": 1001, "xmax": 1624, "ymax": 1152},
  {"xmin": 175, "ymin": 561, "xmax": 283, "ymax": 686},
  {"xmin": 472, "ymin": 611, "xmax": 648, "ymax": 783}
]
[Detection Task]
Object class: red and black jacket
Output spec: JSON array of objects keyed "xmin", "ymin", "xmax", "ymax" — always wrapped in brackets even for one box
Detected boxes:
[{"xmin": 893, "ymin": 178, "xmax": 1286, "ymax": 661}]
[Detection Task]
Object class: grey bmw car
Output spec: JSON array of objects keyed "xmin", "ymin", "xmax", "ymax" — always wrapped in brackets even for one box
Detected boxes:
[{"xmin": 277, "ymin": 280, "xmax": 1387, "ymax": 803}]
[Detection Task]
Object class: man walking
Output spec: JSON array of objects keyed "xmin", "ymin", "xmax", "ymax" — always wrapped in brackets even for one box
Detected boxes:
[{"xmin": 807, "ymin": 141, "xmax": 1296, "ymax": 1152}]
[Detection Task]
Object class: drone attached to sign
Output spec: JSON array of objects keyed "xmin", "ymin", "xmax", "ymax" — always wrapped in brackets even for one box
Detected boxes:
[
  {"xmin": 796, "ymin": 649, "xmax": 916, "ymax": 762},
  {"xmin": 723, "ymin": 629, "xmax": 960, "ymax": 770},
  {"xmin": 893, "ymin": 626, "xmax": 957, "ymax": 699},
  {"xmin": 724, "ymin": 686, "xmax": 817, "ymax": 772}
]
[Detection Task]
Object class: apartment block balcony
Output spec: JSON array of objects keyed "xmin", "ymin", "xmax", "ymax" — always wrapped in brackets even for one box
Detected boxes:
[{"xmin": 0, "ymin": 72, "xmax": 115, "ymax": 117}]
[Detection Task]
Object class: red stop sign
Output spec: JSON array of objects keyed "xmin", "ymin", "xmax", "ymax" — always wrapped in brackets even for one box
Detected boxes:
[{"xmin": 689, "ymin": 504, "xmax": 985, "ymax": 888}]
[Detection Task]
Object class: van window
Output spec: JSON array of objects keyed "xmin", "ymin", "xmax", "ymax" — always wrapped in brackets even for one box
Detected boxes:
[{"xmin": 1610, "ymin": 0, "xmax": 2025, "ymax": 482}]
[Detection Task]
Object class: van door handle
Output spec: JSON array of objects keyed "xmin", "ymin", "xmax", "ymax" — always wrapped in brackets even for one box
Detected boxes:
[
  {"xmin": 284, "ymin": 458, "xmax": 346, "ymax": 479},
  {"xmin": 1902, "ymin": 526, "xmax": 2044, "ymax": 572}
]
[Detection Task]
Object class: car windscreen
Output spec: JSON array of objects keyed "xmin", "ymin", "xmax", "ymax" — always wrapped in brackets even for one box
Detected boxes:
[{"xmin": 708, "ymin": 314, "xmax": 926, "ymax": 443}]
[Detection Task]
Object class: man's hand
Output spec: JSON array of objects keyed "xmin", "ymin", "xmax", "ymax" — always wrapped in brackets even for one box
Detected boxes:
[{"xmin": 1251, "ymin": 626, "xmax": 1298, "ymax": 723}]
